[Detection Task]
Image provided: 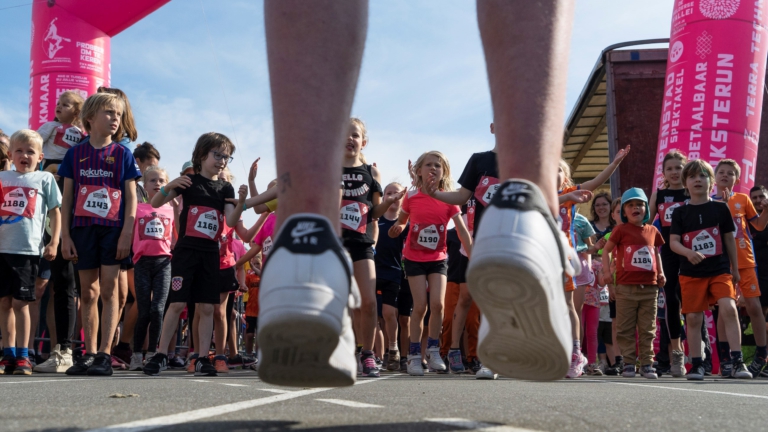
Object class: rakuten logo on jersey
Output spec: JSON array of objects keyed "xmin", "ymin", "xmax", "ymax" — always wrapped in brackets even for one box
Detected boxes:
[{"xmin": 79, "ymin": 169, "xmax": 114, "ymax": 178}]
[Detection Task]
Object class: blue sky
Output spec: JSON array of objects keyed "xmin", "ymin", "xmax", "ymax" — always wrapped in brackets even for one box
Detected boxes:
[{"xmin": 0, "ymin": 0, "xmax": 672, "ymax": 226}]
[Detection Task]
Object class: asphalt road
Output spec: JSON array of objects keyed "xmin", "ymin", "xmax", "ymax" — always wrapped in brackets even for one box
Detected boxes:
[{"xmin": 1, "ymin": 369, "xmax": 767, "ymax": 432}]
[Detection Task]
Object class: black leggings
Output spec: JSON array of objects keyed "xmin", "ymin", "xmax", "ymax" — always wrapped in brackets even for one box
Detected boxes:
[
  {"xmin": 49, "ymin": 240, "xmax": 79, "ymax": 350},
  {"xmin": 133, "ymin": 256, "xmax": 171, "ymax": 352},
  {"xmin": 661, "ymin": 250, "xmax": 682, "ymax": 339}
]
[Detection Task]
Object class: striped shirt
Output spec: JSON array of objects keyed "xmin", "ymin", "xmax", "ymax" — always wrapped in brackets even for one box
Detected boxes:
[{"xmin": 58, "ymin": 141, "xmax": 141, "ymax": 228}]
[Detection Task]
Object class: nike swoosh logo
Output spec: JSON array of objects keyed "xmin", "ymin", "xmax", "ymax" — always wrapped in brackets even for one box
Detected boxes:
[
  {"xmin": 291, "ymin": 226, "xmax": 324, "ymax": 237},
  {"xmin": 80, "ymin": 157, "xmax": 89, "ymax": 162}
]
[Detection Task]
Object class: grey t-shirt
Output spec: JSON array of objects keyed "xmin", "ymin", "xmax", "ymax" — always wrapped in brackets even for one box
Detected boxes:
[{"xmin": 0, "ymin": 171, "xmax": 62, "ymax": 255}]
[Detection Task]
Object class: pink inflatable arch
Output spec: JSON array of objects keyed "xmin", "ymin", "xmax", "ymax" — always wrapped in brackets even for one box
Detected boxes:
[
  {"xmin": 29, "ymin": 0, "xmax": 169, "ymax": 130},
  {"xmin": 655, "ymin": 0, "xmax": 767, "ymax": 193}
]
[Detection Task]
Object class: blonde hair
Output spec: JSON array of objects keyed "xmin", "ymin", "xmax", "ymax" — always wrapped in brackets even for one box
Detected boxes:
[
  {"xmin": 143, "ymin": 165, "xmax": 168, "ymax": 182},
  {"xmin": 715, "ymin": 158, "xmax": 741, "ymax": 179},
  {"xmin": 10, "ymin": 129, "xmax": 44, "ymax": 152},
  {"xmin": 682, "ymin": 159, "xmax": 715, "ymax": 196},
  {"xmin": 559, "ymin": 159, "xmax": 574, "ymax": 188},
  {"xmin": 58, "ymin": 91, "xmax": 85, "ymax": 127},
  {"xmin": 220, "ymin": 167, "xmax": 235, "ymax": 183},
  {"xmin": 98, "ymin": 87, "xmax": 137, "ymax": 142},
  {"xmin": 662, "ymin": 150, "xmax": 688, "ymax": 189},
  {"xmin": 80, "ymin": 93, "xmax": 125, "ymax": 135},
  {"xmin": 385, "ymin": 181, "xmax": 404, "ymax": 192},
  {"xmin": 411, "ymin": 151, "xmax": 454, "ymax": 191},
  {"xmin": 350, "ymin": 117, "xmax": 368, "ymax": 164}
]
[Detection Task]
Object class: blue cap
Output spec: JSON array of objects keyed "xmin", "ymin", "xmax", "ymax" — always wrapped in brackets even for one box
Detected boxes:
[
  {"xmin": 180, "ymin": 161, "xmax": 194, "ymax": 175},
  {"xmin": 620, "ymin": 187, "xmax": 650, "ymax": 224}
]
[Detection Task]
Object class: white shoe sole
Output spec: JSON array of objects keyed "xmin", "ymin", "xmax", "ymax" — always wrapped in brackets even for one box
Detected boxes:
[
  {"xmin": 468, "ymin": 198, "xmax": 571, "ymax": 381},
  {"xmin": 33, "ymin": 363, "xmax": 72, "ymax": 373}
]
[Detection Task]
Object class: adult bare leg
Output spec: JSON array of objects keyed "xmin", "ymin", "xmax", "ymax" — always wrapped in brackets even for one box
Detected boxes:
[{"xmin": 477, "ymin": 0, "xmax": 574, "ymax": 215}]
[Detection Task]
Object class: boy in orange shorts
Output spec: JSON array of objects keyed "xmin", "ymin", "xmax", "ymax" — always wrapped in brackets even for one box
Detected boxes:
[
  {"xmin": 712, "ymin": 159, "xmax": 768, "ymax": 377},
  {"xmin": 670, "ymin": 160, "xmax": 750, "ymax": 380}
]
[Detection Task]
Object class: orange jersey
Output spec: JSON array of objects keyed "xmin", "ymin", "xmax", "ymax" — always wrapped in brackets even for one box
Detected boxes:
[
  {"xmin": 558, "ymin": 185, "xmax": 579, "ymax": 245},
  {"xmin": 245, "ymin": 273, "xmax": 260, "ymax": 317},
  {"xmin": 724, "ymin": 193, "xmax": 760, "ymax": 269}
]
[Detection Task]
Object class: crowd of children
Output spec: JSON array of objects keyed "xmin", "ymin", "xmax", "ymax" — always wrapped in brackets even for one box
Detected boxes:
[{"xmin": 0, "ymin": 88, "xmax": 767, "ymax": 381}]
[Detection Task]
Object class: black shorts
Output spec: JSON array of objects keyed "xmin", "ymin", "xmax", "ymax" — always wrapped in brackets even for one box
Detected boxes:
[
  {"xmin": 219, "ymin": 266, "xmax": 239, "ymax": 293},
  {"xmin": 598, "ymin": 321, "xmax": 612, "ymax": 345},
  {"xmin": 121, "ymin": 253, "xmax": 135, "ymax": 271},
  {"xmin": 246, "ymin": 316, "xmax": 258, "ymax": 334},
  {"xmin": 609, "ymin": 300, "xmax": 616, "ymax": 319},
  {"xmin": 0, "ymin": 254, "xmax": 39, "ymax": 301},
  {"xmin": 37, "ymin": 256, "xmax": 51, "ymax": 280},
  {"xmin": 71, "ymin": 225, "xmax": 130, "ymax": 270},
  {"xmin": 403, "ymin": 258, "xmax": 448, "ymax": 277},
  {"xmin": 398, "ymin": 278, "xmax": 413, "ymax": 317},
  {"xmin": 376, "ymin": 279, "xmax": 400, "ymax": 309},
  {"xmin": 167, "ymin": 247, "xmax": 220, "ymax": 305},
  {"xmin": 345, "ymin": 242, "xmax": 374, "ymax": 262},
  {"xmin": 376, "ymin": 292, "xmax": 383, "ymax": 318}
]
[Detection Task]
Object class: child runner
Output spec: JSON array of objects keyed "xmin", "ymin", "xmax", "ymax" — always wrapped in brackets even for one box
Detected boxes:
[
  {"xmin": 388, "ymin": 151, "xmax": 472, "ymax": 376},
  {"xmin": 37, "ymin": 91, "xmax": 84, "ymax": 176},
  {"xmin": 588, "ymin": 192, "xmax": 613, "ymax": 374},
  {"xmin": 59, "ymin": 93, "xmax": 141, "ymax": 376},
  {"xmin": 573, "ymin": 212, "xmax": 604, "ymax": 375},
  {"xmin": 341, "ymin": 118, "xmax": 402, "ymax": 377},
  {"xmin": 647, "ymin": 150, "xmax": 689, "ymax": 377},
  {"xmin": 425, "ymin": 123, "xmax": 495, "ymax": 376},
  {"xmin": 558, "ymin": 147, "xmax": 630, "ymax": 378},
  {"xmin": 601, "ymin": 188, "xmax": 665, "ymax": 379},
  {"xmin": 0, "ymin": 130, "xmax": 62, "ymax": 375},
  {"xmin": 143, "ymin": 132, "xmax": 247, "ymax": 376},
  {"xmin": 712, "ymin": 159, "xmax": 768, "ymax": 377},
  {"xmin": 374, "ymin": 182, "xmax": 408, "ymax": 372},
  {"xmin": 243, "ymin": 253, "xmax": 262, "ymax": 368},
  {"xmin": 670, "ymin": 160, "xmax": 750, "ymax": 380},
  {"xmin": 128, "ymin": 166, "xmax": 174, "ymax": 371},
  {"xmin": 600, "ymin": 198, "xmax": 624, "ymax": 375}
]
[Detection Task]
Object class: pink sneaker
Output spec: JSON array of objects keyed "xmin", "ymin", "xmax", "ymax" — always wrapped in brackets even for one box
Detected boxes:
[
  {"xmin": 111, "ymin": 355, "xmax": 128, "ymax": 370},
  {"xmin": 565, "ymin": 352, "xmax": 586, "ymax": 379}
]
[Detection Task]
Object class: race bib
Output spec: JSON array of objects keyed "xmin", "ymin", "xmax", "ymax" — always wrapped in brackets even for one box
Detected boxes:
[
  {"xmin": 599, "ymin": 287, "xmax": 610, "ymax": 304},
  {"xmin": 185, "ymin": 205, "xmax": 223, "ymax": 241},
  {"xmin": 683, "ymin": 226, "xmax": 722, "ymax": 258},
  {"xmin": 0, "ymin": 186, "xmax": 37, "ymax": 218},
  {"xmin": 74, "ymin": 185, "xmax": 121, "ymax": 221},
  {"xmin": 658, "ymin": 289, "xmax": 666, "ymax": 309},
  {"xmin": 138, "ymin": 213, "xmax": 171, "ymax": 241},
  {"xmin": 623, "ymin": 245, "xmax": 655, "ymax": 272},
  {"xmin": 53, "ymin": 124, "xmax": 82, "ymax": 149},
  {"xmin": 410, "ymin": 223, "xmax": 445, "ymax": 251},
  {"xmin": 466, "ymin": 200, "xmax": 476, "ymax": 233},
  {"xmin": 733, "ymin": 216, "xmax": 746, "ymax": 240},
  {"xmin": 658, "ymin": 202, "xmax": 683, "ymax": 227},
  {"xmin": 473, "ymin": 176, "xmax": 500, "ymax": 206},
  {"xmin": 340, "ymin": 200, "xmax": 368, "ymax": 234},
  {"xmin": 263, "ymin": 236, "xmax": 273, "ymax": 257}
]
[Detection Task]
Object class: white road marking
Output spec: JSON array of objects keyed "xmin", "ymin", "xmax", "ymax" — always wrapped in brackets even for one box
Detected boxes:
[
  {"xmin": 0, "ymin": 379, "xmax": 84, "ymax": 385},
  {"xmin": 316, "ymin": 398, "xmax": 382, "ymax": 408},
  {"xmin": 87, "ymin": 375, "xmax": 393, "ymax": 432},
  {"xmin": 220, "ymin": 383, "xmax": 248, "ymax": 387},
  {"xmin": 257, "ymin": 388, "xmax": 292, "ymax": 393},
  {"xmin": 426, "ymin": 418, "xmax": 541, "ymax": 431},
  {"xmin": 190, "ymin": 379, "xmax": 212, "ymax": 383},
  {"xmin": 589, "ymin": 380, "xmax": 768, "ymax": 400}
]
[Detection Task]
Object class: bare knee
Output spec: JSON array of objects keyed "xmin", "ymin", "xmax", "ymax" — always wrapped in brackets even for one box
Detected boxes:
[{"xmin": 197, "ymin": 303, "xmax": 214, "ymax": 317}]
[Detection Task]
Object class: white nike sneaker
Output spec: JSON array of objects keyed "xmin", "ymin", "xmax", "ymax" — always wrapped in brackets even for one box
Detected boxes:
[
  {"xmin": 476, "ymin": 365, "xmax": 499, "ymax": 380},
  {"xmin": 426, "ymin": 346, "xmax": 447, "ymax": 372},
  {"xmin": 406, "ymin": 354, "xmax": 424, "ymax": 376},
  {"xmin": 467, "ymin": 179, "xmax": 573, "ymax": 381},
  {"xmin": 258, "ymin": 214, "xmax": 360, "ymax": 387},
  {"xmin": 128, "ymin": 352, "xmax": 144, "ymax": 371}
]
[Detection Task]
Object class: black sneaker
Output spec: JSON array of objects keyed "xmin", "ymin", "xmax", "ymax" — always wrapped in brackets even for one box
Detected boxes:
[
  {"xmin": 399, "ymin": 358, "xmax": 407, "ymax": 373},
  {"xmin": 87, "ymin": 352, "xmax": 113, "ymax": 376},
  {"xmin": 655, "ymin": 362, "xmax": 671, "ymax": 377},
  {"xmin": 720, "ymin": 360, "xmax": 734, "ymax": 378},
  {"xmin": 703, "ymin": 359, "xmax": 713, "ymax": 376},
  {"xmin": 143, "ymin": 353, "xmax": 168, "ymax": 376},
  {"xmin": 361, "ymin": 353, "xmax": 380, "ymax": 377},
  {"xmin": 0, "ymin": 355, "xmax": 16, "ymax": 375},
  {"xmin": 469, "ymin": 358, "xmax": 482, "ymax": 374},
  {"xmin": 195, "ymin": 356, "xmax": 218, "ymax": 376},
  {"xmin": 66, "ymin": 353, "xmax": 95, "ymax": 376},
  {"xmin": 747, "ymin": 356, "xmax": 766, "ymax": 378},
  {"xmin": 168, "ymin": 355, "xmax": 185, "ymax": 369},
  {"xmin": 228, "ymin": 354, "xmax": 244, "ymax": 369},
  {"xmin": 687, "ymin": 363, "xmax": 705, "ymax": 380}
]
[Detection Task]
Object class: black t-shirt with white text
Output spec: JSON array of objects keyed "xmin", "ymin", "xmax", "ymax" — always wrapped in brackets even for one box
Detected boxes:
[
  {"xmin": 670, "ymin": 200, "xmax": 735, "ymax": 278},
  {"xmin": 174, "ymin": 174, "xmax": 235, "ymax": 252},
  {"xmin": 457, "ymin": 151, "xmax": 498, "ymax": 234}
]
